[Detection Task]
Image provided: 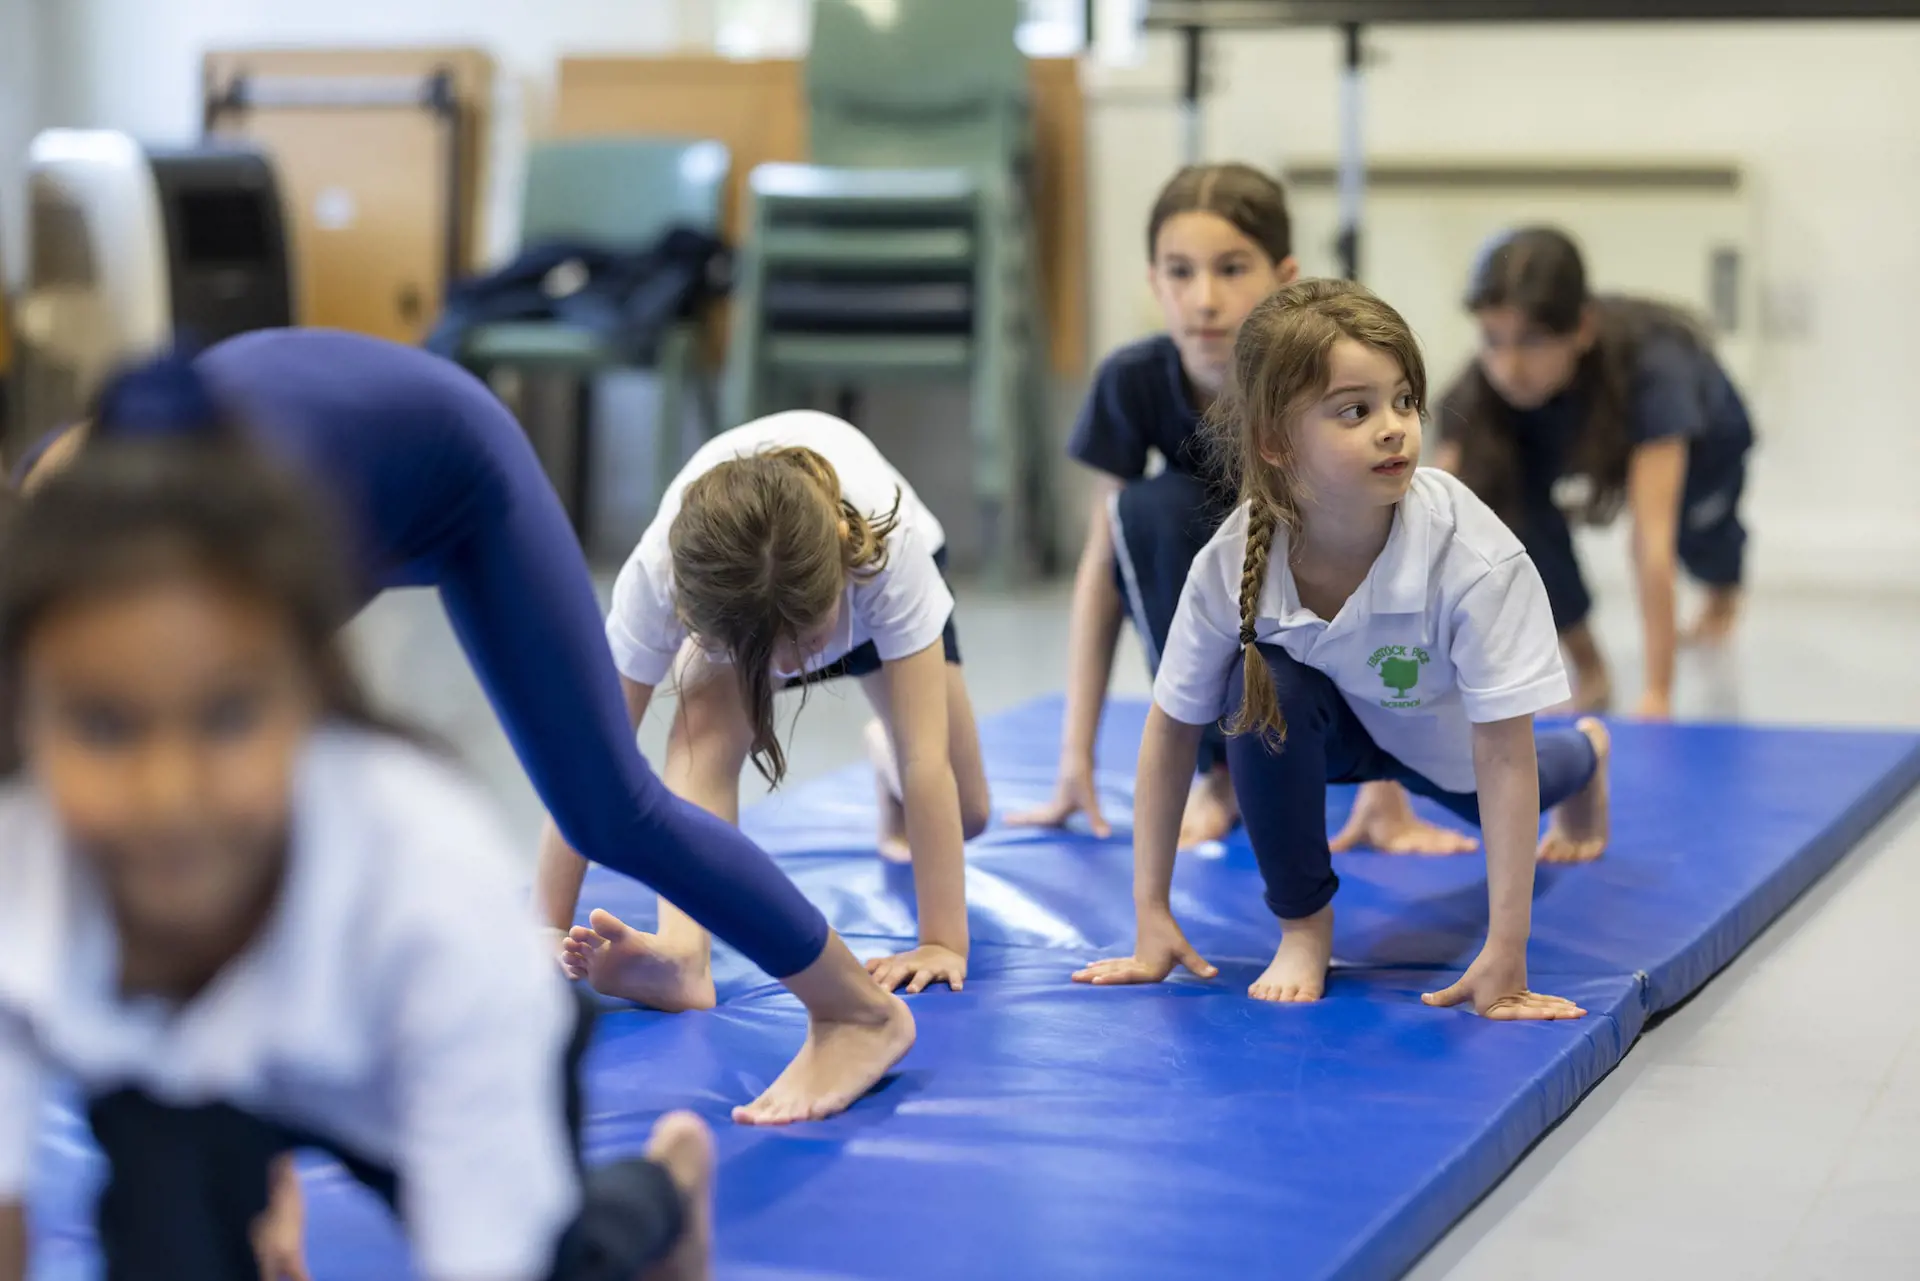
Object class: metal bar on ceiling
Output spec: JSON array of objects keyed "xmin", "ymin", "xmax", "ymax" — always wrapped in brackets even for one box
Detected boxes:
[{"xmin": 1146, "ymin": 0, "xmax": 1920, "ymax": 27}]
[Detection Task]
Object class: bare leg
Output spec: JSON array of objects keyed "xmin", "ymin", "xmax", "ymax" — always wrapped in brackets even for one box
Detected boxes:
[
  {"xmin": 1249, "ymin": 903, "xmax": 1335, "ymax": 1003},
  {"xmin": 859, "ymin": 664, "xmax": 992, "ymax": 864},
  {"xmin": 1683, "ymin": 584, "xmax": 1741, "ymax": 646},
  {"xmin": 1329, "ymin": 781, "xmax": 1479, "ymax": 856},
  {"xmin": 1558, "ymin": 623, "xmax": 1613, "ymax": 715},
  {"xmin": 639, "ymin": 1112, "xmax": 713, "ymax": 1281},
  {"xmin": 1538, "ymin": 718, "xmax": 1610, "ymax": 864},
  {"xmin": 1177, "ymin": 763, "xmax": 1240, "ymax": 849}
]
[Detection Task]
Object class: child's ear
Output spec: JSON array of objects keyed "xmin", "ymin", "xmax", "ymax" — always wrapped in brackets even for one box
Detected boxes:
[{"xmin": 1274, "ymin": 255, "xmax": 1301, "ymax": 286}]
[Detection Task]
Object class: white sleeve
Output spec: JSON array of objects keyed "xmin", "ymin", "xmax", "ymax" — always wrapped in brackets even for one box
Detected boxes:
[
  {"xmin": 1151, "ymin": 545, "xmax": 1243, "ymax": 728},
  {"xmin": 605, "ymin": 543, "xmax": 686, "ymax": 687},
  {"xmin": 1450, "ymin": 553, "xmax": 1572, "ymax": 723},
  {"xmin": 0, "ymin": 1011, "xmax": 42, "ymax": 1202},
  {"xmin": 862, "ymin": 517, "xmax": 955, "ymax": 664},
  {"xmin": 386, "ymin": 798, "xmax": 582, "ymax": 1281}
]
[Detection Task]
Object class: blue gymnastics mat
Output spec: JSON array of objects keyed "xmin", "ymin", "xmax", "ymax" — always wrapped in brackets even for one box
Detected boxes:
[{"xmin": 25, "ymin": 697, "xmax": 1920, "ymax": 1281}]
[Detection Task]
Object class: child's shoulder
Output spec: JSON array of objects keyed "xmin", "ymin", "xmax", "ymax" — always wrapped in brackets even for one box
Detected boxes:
[
  {"xmin": 1408, "ymin": 468, "xmax": 1528, "ymax": 572},
  {"xmin": 1091, "ymin": 333, "xmax": 1182, "ymax": 395}
]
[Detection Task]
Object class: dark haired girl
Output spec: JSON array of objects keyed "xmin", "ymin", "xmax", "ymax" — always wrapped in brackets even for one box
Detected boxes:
[
  {"xmin": 12, "ymin": 330, "xmax": 914, "ymax": 1127},
  {"xmin": 1436, "ymin": 226, "xmax": 1754, "ymax": 719},
  {"xmin": 0, "ymin": 442, "xmax": 712, "ymax": 1281}
]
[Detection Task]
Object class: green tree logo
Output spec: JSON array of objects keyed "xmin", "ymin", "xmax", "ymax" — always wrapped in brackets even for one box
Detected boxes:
[{"xmin": 1379, "ymin": 655, "xmax": 1421, "ymax": 698}]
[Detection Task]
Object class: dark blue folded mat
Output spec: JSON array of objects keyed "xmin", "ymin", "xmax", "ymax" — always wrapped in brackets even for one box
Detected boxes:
[{"xmin": 26, "ymin": 696, "xmax": 1920, "ymax": 1280}]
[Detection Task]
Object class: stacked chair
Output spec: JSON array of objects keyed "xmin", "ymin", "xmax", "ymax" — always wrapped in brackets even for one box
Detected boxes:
[
  {"xmin": 722, "ymin": 0, "xmax": 1057, "ymax": 581},
  {"xmin": 454, "ymin": 137, "xmax": 730, "ymax": 535}
]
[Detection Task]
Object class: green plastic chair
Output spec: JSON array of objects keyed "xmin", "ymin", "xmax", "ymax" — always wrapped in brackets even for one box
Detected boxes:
[
  {"xmin": 723, "ymin": 0, "xmax": 1056, "ymax": 581},
  {"xmin": 457, "ymin": 136, "xmax": 730, "ymax": 534}
]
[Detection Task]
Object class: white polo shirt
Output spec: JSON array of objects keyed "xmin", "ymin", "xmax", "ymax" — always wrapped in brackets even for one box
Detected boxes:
[
  {"xmin": 1154, "ymin": 469, "xmax": 1569, "ymax": 794},
  {"xmin": 0, "ymin": 728, "xmax": 579, "ymax": 1281},
  {"xmin": 607, "ymin": 410, "xmax": 953, "ymax": 686}
]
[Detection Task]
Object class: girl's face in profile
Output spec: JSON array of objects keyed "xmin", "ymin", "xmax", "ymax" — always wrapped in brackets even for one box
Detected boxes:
[{"xmin": 19, "ymin": 571, "xmax": 320, "ymax": 947}]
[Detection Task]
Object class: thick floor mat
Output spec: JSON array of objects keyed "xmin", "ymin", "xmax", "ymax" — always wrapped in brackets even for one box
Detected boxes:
[{"xmin": 26, "ymin": 697, "xmax": 1920, "ymax": 1280}]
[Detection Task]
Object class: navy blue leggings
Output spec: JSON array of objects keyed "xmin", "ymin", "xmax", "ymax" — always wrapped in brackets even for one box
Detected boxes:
[
  {"xmin": 1224, "ymin": 644, "xmax": 1598, "ymax": 921},
  {"xmin": 421, "ymin": 423, "xmax": 830, "ymax": 977},
  {"xmin": 176, "ymin": 331, "xmax": 832, "ymax": 979},
  {"xmin": 1109, "ymin": 468, "xmax": 1233, "ymax": 774}
]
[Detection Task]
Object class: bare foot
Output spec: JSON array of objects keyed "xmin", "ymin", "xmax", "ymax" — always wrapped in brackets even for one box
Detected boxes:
[
  {"xmin": 865, "ymin": 719, "xmax": 912, "ymax": 864},
  {"xmin": 1329, "ymin": 781, "xmax": 1479, "ymax": 856},
  {"xmin": 640, "ymin": 1112, "xmax": 712, "ymax": 1281},
  {"xmin": 1538, "ymin": 718, "xmax": 1610, "ymax": 864},
  {"xmin": 1177, "ymin": 765, "xmax": 1240, "ymax": 849},
  {"xmin": 1683, "ymin": 586, "xmax": 1741, "ymax": 647},
  {"xmin": 732, "ymin": 934, "xmax": 917, "ymax": 1126},
  {"xmin": 563, "ymin": 909, "xmax": 716, "ymax": 1012},
  {"xmin": 1250, "ymin": 905, "xmax": 1334, "ymax": 1003}
]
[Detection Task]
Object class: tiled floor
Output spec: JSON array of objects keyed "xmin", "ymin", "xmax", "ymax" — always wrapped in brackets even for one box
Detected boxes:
[{"xmin": 345, "ymin": 570, "xmax": 1920, "ymax": 1281}]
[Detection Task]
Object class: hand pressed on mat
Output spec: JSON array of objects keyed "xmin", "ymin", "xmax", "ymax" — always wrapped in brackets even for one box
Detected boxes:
[
  {"xmin": 1006, "ymin": 760, "xmax": 1112, "ymax": 839},
  {"xmin": 1421, "ymin": 942, "xmax": 1586, "ymax": 1021},
  {"xmin": 1072, "ymin": 908, "xmax": 1217, "ymax": 986},
  {"xmin": 868, "ymin": 944, "xmax": 967, "ymax": 994}
]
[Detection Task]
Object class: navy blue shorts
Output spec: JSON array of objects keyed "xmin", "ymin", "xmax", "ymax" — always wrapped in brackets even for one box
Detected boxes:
[{"xmin": 786, "ymin": 546, "xmax": 960, "ymax": 687}]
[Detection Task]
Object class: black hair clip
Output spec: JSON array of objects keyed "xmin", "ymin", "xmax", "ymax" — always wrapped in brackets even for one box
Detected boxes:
[{"xmin": 1239, "ymin": 623, "xmax": 1258, "ymax": 647}]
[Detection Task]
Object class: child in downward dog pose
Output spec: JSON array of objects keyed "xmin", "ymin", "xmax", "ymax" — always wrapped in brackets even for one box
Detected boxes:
[
  {"xmin": 0, "ymin": 441, "xmax": 712, "ymax": 1281},
  {"xmin": 1074, "ymin": 280, "xmax": 1609, "ymax": 1012},
  {"xmin": 550, "ymin": 411, "xmax": 990, "ymax": 1000}
]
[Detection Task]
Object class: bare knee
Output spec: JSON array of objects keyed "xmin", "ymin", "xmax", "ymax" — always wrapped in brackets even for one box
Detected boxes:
[{"xmin": 960, "ymin": 781, "xmax": 993, "ymax": 841}]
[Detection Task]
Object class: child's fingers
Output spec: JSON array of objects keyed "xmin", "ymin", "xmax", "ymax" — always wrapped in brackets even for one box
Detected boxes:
[
  {"xmin": 1421, "ymin": 980, "xmax": 1469, "ymax": 1008},
  {"xmin": 1004, "ymin": 801, "xmax": 1068, "ymax": 828},
  {"xmin": 1177, "ymin": 949, "xmax": 1218, "ymax": 979},
  {"xmin": 906, "ymin": 969, "xmax": 932, "ymax": 995},
  {"xmin": 1071, "ymin": 957, "xmax": 1138, "ymax": 983}
]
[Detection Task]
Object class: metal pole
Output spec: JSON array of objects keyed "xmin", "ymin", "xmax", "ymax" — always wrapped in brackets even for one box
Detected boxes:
[
  {"xmin": 1335, "ymin": 22, "xmax": 1365, "ymax": 280},
  {"xmin": 1180, "ymin": 24, "xmax": 1205, "ymax": 163}
]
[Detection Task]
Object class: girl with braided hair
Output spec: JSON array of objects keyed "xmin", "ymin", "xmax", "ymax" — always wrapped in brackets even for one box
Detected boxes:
[
  {"xmin": 1073, "ymin": 280, "xmax": 1608, "ymax": 1016},
  {"xmin": 549, "ymin": 411, "xmax": 991, "ymax": 1004}
]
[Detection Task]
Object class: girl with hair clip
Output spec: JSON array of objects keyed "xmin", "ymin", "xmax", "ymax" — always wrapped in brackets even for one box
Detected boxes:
[
  {"xmin": 549, "ymin": 411, "xmax": 990, "ymax": 1000},
  {"xmin": 1436, "ymin": 225, "xmax": 1755, "ymax": 718},
  {"xmin": 1073, "ymin": 280, "xmax": 1610, "ymax": 1012},
  {"xmin": 1010, "ymin": 163, "xmax": 1466, "ymax": 858},
  {"xmin": 0, "ymin": 438, "xmax": 712, "ymax": 1281},
  {"xmin": 12, "ymin": 334, "xmax": 914, "ymax": 1128}
]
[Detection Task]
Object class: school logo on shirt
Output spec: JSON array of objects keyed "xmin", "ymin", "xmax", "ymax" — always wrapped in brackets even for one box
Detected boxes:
[{"xmin": 1368, "ymin": 644, "xmax": 1430, "ymax": 709}]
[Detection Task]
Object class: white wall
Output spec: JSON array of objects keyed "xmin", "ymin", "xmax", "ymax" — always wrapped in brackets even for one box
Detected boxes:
[
  {"xmin": 1087, "ymin": 22, "xmax": 1920, "ymax": 592},
  {"xmin": 19, "ymin": 6, "xmax": 1920, "ymax": 587},
  {"xmin": 0, "ymin": 0, "xmax": 47, "ymax": 283}
]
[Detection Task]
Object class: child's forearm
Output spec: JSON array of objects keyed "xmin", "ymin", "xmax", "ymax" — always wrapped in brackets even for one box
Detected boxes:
[
  {"xmin": 903, "ymin": 759, "xmax": 970, "ymax": 954},
  {"xmin": 1061, "ymin": 491, "xmax": 1127, "ymax": 765},
  {"xmin": 1471, "ymin": 716, "xmax": 1542, "ymax": 948},
  {"xmin": 1633, "ymin": 546, "xmax": 1679, "ymax": 700},
  {"xmin": 1134, "ymin": 706, "xmax": 1204, "ymax": 911},
  {"xmin": 532, "ymin": 822, "xmax": 591, "ymax": 934},
  {"xmin": 0, "ymin": 1203, "xmax": 24, "ymax": 1281}
]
